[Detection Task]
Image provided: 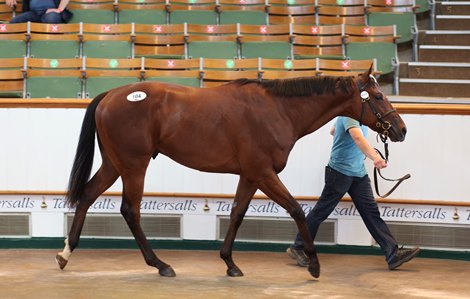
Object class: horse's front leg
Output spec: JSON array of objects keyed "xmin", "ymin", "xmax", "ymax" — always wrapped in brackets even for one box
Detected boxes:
[
  {"xmin": 220, "ymin": 176, "xmax": 257, "ymax": 277},
  {"xmin": 258, "ymin": 172, "xmax": 320, "ymax": 278},
  {"xmin": 120, "ymin": 172, "xmax": 176, "ymax": 277}
]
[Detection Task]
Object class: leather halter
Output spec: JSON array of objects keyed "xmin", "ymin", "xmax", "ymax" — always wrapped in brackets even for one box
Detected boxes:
[
  {"xmin": 357, "ymin": 75, "xmax": 410, "ymax": 198},
  {"xmin": 357, "ymin": 75, "xmax": 397, "ymax": 141}
]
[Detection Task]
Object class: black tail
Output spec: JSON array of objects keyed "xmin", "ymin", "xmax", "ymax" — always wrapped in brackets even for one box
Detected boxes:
[{"xmin": 65, "ymin": 92, "xmax": 108, "ymax": 207}]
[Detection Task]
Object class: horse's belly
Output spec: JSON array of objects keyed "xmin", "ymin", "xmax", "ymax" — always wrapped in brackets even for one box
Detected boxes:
[{"xmin": 158, "ymin": 145, "xmax": 240, "ymax": 174}]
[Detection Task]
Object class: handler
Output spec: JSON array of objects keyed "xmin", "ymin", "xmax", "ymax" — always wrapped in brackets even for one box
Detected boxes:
[{"xmin": 287, "ymin": 116, "xmax": 420, "ymax": 270}]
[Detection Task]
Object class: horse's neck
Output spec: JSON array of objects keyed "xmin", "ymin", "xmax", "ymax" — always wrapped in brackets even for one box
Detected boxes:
[{"xmin": 282, "ymin": 94, "xmax": 351, "ymax": 139}]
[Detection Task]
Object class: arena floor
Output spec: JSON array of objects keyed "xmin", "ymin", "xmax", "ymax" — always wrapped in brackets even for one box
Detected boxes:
[{"xmin": 0, "ymin": 249, "xmax": 468, "ymax": 299}]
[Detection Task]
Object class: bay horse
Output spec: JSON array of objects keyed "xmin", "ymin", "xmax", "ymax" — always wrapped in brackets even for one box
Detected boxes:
[{"xmin": 56, "ymin": 67, "xmax": 407, "ymax": 279}]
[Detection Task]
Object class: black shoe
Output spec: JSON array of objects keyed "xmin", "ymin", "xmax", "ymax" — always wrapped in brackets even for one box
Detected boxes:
[
  {"xmin": 286, "ymin": 247, "xmax": 308, "ymax": 267},
  {"xmin": 388, "ymin": 247, "xmax": 420, "ymax": 270}
]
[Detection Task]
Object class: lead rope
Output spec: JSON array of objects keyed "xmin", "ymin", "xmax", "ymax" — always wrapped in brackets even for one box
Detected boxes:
[{"xmin": 373, "ymin": 136, "xmax": 411, "ymax": 198}]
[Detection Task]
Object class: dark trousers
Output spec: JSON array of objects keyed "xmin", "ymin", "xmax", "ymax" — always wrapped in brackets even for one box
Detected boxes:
[
  {"xmin": 10, "ymin": 9, "xmax": 63, "ymax": 24},
  {"xmin": 293, "ymin": 166, "xmax": 398, "ymax": 263}
]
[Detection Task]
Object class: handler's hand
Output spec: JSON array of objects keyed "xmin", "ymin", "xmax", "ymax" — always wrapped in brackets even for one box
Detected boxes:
[{"xmin": 374, "ymin": 158, "xmax": 387, "ymax": 170}]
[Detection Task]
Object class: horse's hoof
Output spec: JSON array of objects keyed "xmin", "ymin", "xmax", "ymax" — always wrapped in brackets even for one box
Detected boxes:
[
  {"xmin": 227, "ymin": 267, "xmax": 244, "ymax": 277},
  {"xmin": 159, "ymin": 266, "xmax": 176, "ymax": 277},
  {"xmin": 308, "ymin": 263, "xmax": 320, "ymax": 278},
  {"xmin": 55, "ymin": 254, "xmax": 68, "ymax": 270}
]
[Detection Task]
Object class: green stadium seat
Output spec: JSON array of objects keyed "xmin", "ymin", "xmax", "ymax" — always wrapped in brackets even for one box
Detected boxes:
[
  {"xmin": 169, "ymin": 0, "xmax": 218, "ymax": 24},
  {"xmin": 317, "ymin": 58, "xmax": 378, "ymax": 76},
  {"xmin": 187, "ymin": 24, "xmax": 239, "ymax": 59},
  {"xmin": 25, "ymin": 58, "xmax": 83, "ymax": 98},
  {"xmin": 68, "ymin": 0, "xmax": 117, "ymax": 24},
  {"xmin": 268, "ymin": 0, "xmax": 316, "ymax": 25},
  {"xmin": 343, "ymin": 24, "xmax": 399, "ymax": 75},
  {"xmin": 239, "ymin": 24, "xmax": 293, "ymax": 59},
  {"xmin": 292, "ymin": 24, "xmax": 345, "ymax": 59},
  {"xmin": 134, "ymin": 24, "xmax": 186, "ymax": 59},
  {"xmin": 259, "ymin": 58, "xmax": 318, "ymax": 79},
  {"xmin": 367, "ymin": 0, "xmax": 418, "ymax": 43},
  {"xmin": 316, "ymin": 0, "xmax": 366, "ymax": 25},
  {"xmin": 218, "ymin": 0, "xmax": 268, "ymax": 25},
  {"xmin": 414, "ymin": 0, "xmax": 429, "ymax": 13},
  {"xmin": 81, "ymin": 23, "xmax": 133, "ymax": 59},
  {"xmin": 84, "ymin": 57, "xmax": 142, "ymax": 98},
  {"xmin": 0, "ymin": 57, "xmax": 24, "ymax": 98},
  {"xmin": 118, "ymin": 0, "xmax": 168, "ymax": 24},
  {"xmin": 28, "ymin": 23, "xmax": 80, "ymax": 58},
  {"xmin": 144, "ymin": 57, "xmax": 201, "ymax": 87},
  {"xmin": 0, "ymin": 23, "xmax": 27, "ymax": 58},
  {"xmin": 201, "ymin": 57, "xmax": 259, "ymax": 87}
]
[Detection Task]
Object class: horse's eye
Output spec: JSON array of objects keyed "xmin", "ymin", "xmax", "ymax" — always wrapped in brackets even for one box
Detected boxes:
[{"xmin": 375, "ymin": 94, "xmax": 383, "ymax": 101}]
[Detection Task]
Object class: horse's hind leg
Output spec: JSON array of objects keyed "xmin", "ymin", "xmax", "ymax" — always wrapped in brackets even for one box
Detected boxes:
[
  {"xmin": 220, "ymin": 176, "xmax": 257, "ymax": 277},
  {"xmin": 257, "ymin": 172, "xmax": 320, "ymax": 278},
  {"xmin": 120, "ymin": 170, "xmax": 176, "ymax": 277},
  {"xmin": 56, "ymin": 158, "xmax": 119, "ymax": 269}
]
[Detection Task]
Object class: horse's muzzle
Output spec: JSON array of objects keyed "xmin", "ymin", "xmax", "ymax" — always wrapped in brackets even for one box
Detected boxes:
[{"xmin": 391, "ymin": 126, "xmax": 407, "ymax": 142}]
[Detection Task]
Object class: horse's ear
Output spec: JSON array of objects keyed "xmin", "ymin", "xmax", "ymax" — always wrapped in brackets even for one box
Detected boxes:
[
  {"xmin": 359, "ymin": 64, "xmax": 374, "ymax": 86},
  {"xmin": 367, "ymin": 64, "xmax": 373, "ymax": 76}
]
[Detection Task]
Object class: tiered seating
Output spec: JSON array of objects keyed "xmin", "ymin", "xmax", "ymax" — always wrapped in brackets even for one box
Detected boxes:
[
  {"xmin": 292, "ymin": 24, "xmax": 344, "ymax": 59},
  {"xmin": 201, "ymin": 57, "xmax": 259, "ymax": 86},
  {"xmin": 28, "ymin": 23, "xmax": 81, "ymax": 58},
  {"xmin": 68, "ymin": 0, "xmax": 117, "ymax": 24},
  {"xmin": 414, "ymin": 0, "xmax": 429, "ymax": 14},
  {"xmin": 366, "ymin": 0, "xmax": 418, "ymax": 43},
  {"xmin": 83, "ymin": 57, "xmax": 142, "ymax": 97},
  {"xmin": 134, "ymin": 23, "xmax": 186, "ymax": 59},
  {"xmin": 118, "ymin": 0, "xmax": 168, "ymax": 24},
  {"xmin": 238, "ymin": 24, "xmax": 292, "ymax": 58},
  {"xmin": 25, "ymin": 58, "xmax": 83, "ymax": 98},
  {"xmin": 0, "ymin": 56, "xmax": 377, "ymax": 97},
  {"xmin": 344, "ymin": 24, "xmax": 399, "ymax": 76},
  {"xmin": 398, "ymin": 0, "xmax": 470, "ymax": 97},
  {"xmin": 0, "ymin": 57, "xmax": 24, "ymax": 98},
  {"xmin": 434, "ymin": 1, "xmax": 470, "ymax": 30},
  {"xmin": 144, "ymin": 57, "xmax": 201, "ymax": 86},
  {"xmin": 0, "ymin": 19, "xmax": 401, "ymax": 72},
  {"xmin": 186, "ymin": 24, "xmax": 239, "ymax": 58},
  {"xmin": 1, "ymin": 0, "xmax": 426, "ymax": 97},
  {"xmin": 81, "ymin": 23, "xmax": 134, "ymax": 58},
  {"xmin": 316, "ymin": 0, "xmax": 366, "ymax": 25},
  {"xmin": 260, "ymin": 58, "xmax": 318, "ymax": 79},
  {"xmin": 0, "ymin": 23, "xmax": 28, "ymax": 58},
  {"xmin": 317, "ymin": 58, "xmax": 378, "ymax": 76},
  {"xmin": 218, "ymin": 0, "xmax": 268, "ymax": 25},
  {"xmin": 268, "ymin": 0, "xmax": 316, "ymax": 24},
  {"xmin": 168, "ymin": 0, "xmax": 218, "ymax": 24}
]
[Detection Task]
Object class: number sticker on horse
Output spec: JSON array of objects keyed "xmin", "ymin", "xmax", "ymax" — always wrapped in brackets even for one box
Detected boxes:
[{"xmin": 127, "ymin": 91, "xmax": 147, "ymax": 102}]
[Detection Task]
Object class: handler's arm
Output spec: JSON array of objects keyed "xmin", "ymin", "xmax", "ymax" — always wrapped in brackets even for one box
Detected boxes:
[{"xmin": 348, "ymin": 127, "xmax": 387, "ymax": 169}]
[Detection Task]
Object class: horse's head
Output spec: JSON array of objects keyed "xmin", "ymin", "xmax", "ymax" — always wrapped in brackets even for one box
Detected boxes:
[{"xmin": 351, "ymin": 67, "xmax": 407, "ymax": 142}]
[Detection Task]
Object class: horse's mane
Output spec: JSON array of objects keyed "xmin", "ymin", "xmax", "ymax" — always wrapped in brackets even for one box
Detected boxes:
[{"xmin": 233, "ymin": 76, "xmax": 356, "ymax": 97}]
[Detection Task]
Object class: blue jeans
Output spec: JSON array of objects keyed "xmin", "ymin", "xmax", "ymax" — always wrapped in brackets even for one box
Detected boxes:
[
  {"xmin": 9, "ymin": 9, "xmax": 63, "ymax": 24},
  {"xmin": 293, "ymin": 166, "xmax": 398, "ymax": 263}
]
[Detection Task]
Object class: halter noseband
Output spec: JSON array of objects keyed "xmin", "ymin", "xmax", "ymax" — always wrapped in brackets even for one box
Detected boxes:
[{"xmin": 358, "ymin": 75, "xmax": 396, "ymax": 142}]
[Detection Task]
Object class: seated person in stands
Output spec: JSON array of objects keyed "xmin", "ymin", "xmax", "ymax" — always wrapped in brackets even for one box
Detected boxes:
[{"xmin": 6, "ymin": 0, "xmax": 72, "ymax": 24}]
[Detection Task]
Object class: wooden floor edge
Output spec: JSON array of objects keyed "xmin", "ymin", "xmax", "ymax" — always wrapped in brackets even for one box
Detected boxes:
[{"xmin": 1, "ymin": 190, "xmax": 469, "ymax": 207}]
